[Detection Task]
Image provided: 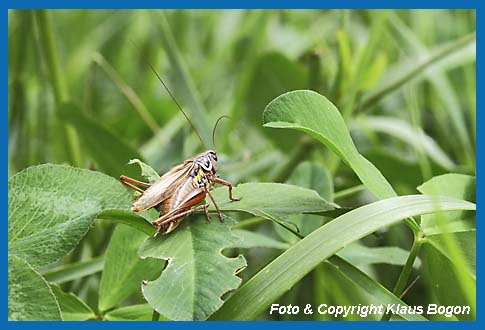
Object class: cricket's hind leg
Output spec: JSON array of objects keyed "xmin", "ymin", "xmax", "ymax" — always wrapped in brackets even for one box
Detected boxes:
[
  {"xmin": 153, "ymin": 204, "xmax": 210, "ymax": 236},
  {"xmin": 120, "ymin": 175, "xmax": 151, "ymax": 193},
  {"xmin": 152, "ymin": 188, "xmax": 209, "ymax": 236}
]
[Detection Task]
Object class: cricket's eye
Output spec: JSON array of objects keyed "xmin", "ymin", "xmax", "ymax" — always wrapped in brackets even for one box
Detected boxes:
[{"xmin": 199, "ymin": 158, "xmax": 212, "ymax": 171}]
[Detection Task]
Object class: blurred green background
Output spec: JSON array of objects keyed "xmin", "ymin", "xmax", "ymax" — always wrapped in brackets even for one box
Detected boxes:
[{"xmin": 8, "ymin": 9, "xmax": 476, "ymax": 320}]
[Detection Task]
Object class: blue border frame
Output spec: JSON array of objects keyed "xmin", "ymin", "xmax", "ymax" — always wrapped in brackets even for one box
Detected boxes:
[
  {"xmin": 4, "ymin": 1, "xmax": 480, "ymax": 328},
  {"xmin": 2, "ymin": 0, "xmax": 480, "ymax": 9}
]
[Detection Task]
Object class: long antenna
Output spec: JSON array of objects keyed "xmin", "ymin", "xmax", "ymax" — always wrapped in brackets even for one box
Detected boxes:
[
  {"xmin": 212, "ymin": 115, "xmax": 230, "ymax": 151},
  {"xmin": 148, "ymin": 64, "xmax": 206, "ymax": 148}
]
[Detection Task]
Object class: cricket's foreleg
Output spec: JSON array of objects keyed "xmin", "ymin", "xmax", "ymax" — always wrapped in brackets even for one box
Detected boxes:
[
  {"xmin": 211, "ymin": 177, "xmax": 241, "ymax": 201},
  {"xmin": 120, "ymin": 175, "xmax": 151, "ymax": 194},
  {"xmin": 206, "ymin": 189, "xmax": 224, "ymax": 222}
]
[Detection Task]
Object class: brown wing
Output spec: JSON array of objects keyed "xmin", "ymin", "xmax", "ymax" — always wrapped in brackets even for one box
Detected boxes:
[{"xmin": 132, "ymin": 160, "xmax": 195, "ymax": 212}]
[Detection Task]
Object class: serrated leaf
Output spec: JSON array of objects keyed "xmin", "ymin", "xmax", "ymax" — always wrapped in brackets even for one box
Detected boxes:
[
  {"xmin": 99, "ymin": 224, "xmax": 164, "ymax": 312},
  {"xmin": 212, "ymin": 195, "xmax": 475, "ymax": 320},
  {"xmin": 8, "ymin": 255, "xmax": 61, "ymax": 320},
  {"xmin": 8, "ymin": 164, "xmax": 131, "ymax": 267},
  {"xmin": 138, "ymin": 216, "xmax": 246, "ymax": 320},
  {"xmin": 263, "ymin": 90, "xmax": 396, "ymax": 200},
  {"xmin": 51, "ymin": 284, "xmax": 96, "ymax": 321}
]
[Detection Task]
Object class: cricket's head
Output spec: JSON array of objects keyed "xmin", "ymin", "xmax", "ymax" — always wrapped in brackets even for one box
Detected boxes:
[{"xmin": 196, "ymin": 150, "xmax": 218, "ymax": 174}]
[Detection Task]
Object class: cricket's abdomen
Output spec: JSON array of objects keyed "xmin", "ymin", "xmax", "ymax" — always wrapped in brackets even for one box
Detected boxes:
[{"xmin": 161, "ymin": 178, "xmax": 199, "ymax": 214}]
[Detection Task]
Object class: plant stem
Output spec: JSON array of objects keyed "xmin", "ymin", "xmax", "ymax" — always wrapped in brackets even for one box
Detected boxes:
[
  {"xmin": 34, "ymin": 10, "xmax": 81, "ymax": 167},
  {"xmin": 152, "ymin": 310, "xmax": 160, "ymax": 321},
  {"xmin": 381, "ymin": 232, "xmax": 423, "ymax": 321},
  {"xmin": 361, "ymin": 32, "xmax": 476, "ymax": 111},
  {"xmin": 334, "ymin": 184, "xmax": 365, "ymax": 201},
  {"xmin": 232, "ymin": 217, "xmax": 265, "ymax": 229}
]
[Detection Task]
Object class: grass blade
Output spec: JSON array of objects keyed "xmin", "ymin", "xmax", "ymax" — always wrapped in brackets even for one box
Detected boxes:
[
  {"xmin": 360, "ymin": 32, "xmax": 475, "ymax": 110},
  {"xmin": 211, "ymin": 195, "xmax": 475, "ymax": 320},
  {"xmin": 43, "ymin": 256, "xmax": 105, "ymax": 284},
  {"xmin": 154, "ymin": 11, "xmax": 212, "ymax": 149}
]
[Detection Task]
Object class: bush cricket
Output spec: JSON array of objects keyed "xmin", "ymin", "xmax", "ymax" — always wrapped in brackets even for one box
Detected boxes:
[{"xmin": 120, "ymin": 66, "xmax": 240, "ymax": 236}]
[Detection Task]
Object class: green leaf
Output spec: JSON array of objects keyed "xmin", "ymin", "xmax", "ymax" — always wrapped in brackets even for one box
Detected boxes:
[
  {"xmin": 51, "ymin": 284, "xmax": 96, "ymax": 321},
  {"xmin": 232, "ymin": 229, "xmax": 290, "ymax": 250},
  {"xmin": 128, "ymin": 158, "xmax": 160, "ymax": 184},
  {"xmin": 138, "ymin": 216, "xmax": 247, "ymax": 320},
  {"xmin": 337, "ymin": 243, "xmax": 420, "ymax": 268},
  {"xmin": 43, "ymin": 256, "xmax": 104, "ymax": 284},
  {"xmin": 263, "ymin": 90, "xmax": 396, "ymax": 200},
  {"xmin": 209, "ymin": 182, "xmax": 337, "ymax": 219},
  {"xmin": 362, "ymin": 148, "xmax": 447, "ymax": 195},
  {"xmin": 421, "ymin": 243, "xmax": 474, "ymax": 320},
  {"xmin": 277, "ymin": 161, "xmax": 333, "ymax": 242},
  {"xmin": 8, "ymin": 255, "xmax": 61, "ymax": 320},
  {"xmin": 99, "ymin": 224, "xmax": 164, "ymax": 311},
  {"xmin": 326, "ymin": 256, "xmax": 426, "ymax": 321},
  {"xmin": 357, "ymin": 116, "xmax": 456, "ymax": 170},
  {"xmin": 97, "ymin": 209, "xmax": 156, "ymax": 236},
  {"xmin": 288, "ymin": 161, "xmax": 334, "ymax": 201},
  {"xmin": 59, "ymin": 102, "xmax": 143, "ymax": 179},
  {"xmin": 244, "ymin": 51, "xmax": 307, "ymax": 150},
  {"xmin": 8, "ymin": 164, "xmax": 131, "ymax": 267},
  {"xmin": 417, "ymin": 173, "xmax": 476, "ymax": 273},
  {"xmin": 417, "ymin": 173, "xmax": 475, "ymax": 234},
  {"xmin": 426, "ymin": 230, "xmax": 476, "ymax": 276},
  {"xmin": 211, "ymin": 195, "xmax": 475, "ymax": 320},
  {"xmin": 105, "ymin": 304, "xmax": 165, "ymax": 321},
  {"xmin": 417, "ymin": 173, "xmax": 476, "ymax": 315}
]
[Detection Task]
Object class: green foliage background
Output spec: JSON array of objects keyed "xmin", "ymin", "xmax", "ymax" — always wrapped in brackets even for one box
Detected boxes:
[{"xmin": 8, "ymin": 9, "xmax": 476, "ymax": 321}]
